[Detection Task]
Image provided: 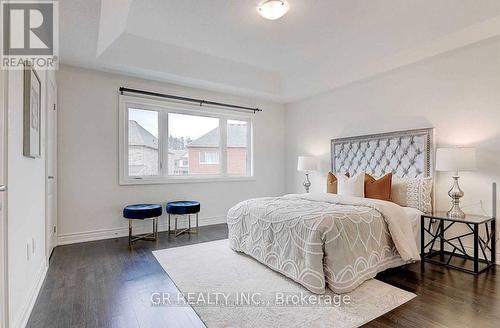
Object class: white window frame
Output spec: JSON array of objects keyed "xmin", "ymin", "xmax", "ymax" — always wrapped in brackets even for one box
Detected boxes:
[{"xmin": 119, "ymin": 95, "xmax": 254, "ymax": 185}]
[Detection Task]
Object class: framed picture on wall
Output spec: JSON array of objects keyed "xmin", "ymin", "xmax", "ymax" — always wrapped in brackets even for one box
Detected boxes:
[{"xmin": 23, "ymin": 63, "xmax": 41, "ymax": 158}]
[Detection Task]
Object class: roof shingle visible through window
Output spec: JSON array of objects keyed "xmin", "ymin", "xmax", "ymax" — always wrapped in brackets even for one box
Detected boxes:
[
  {"xmin": 187, "ymin": 124, "xmax": 247, "ymax": 148},
  {"xmin": 128, "ymin": 120, "xmax": 158, "ymax": 149}
]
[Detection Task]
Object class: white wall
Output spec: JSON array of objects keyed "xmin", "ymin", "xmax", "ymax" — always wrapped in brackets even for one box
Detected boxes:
[
  {"xmin": 7, "ymin": 69, "xmax": 49, "ymax": 328},
  {"xmin": 56, "ymin": 65, "xmax": 286, "ymax": 244},
  {"xmin": 286, "ymin": 38, "xmax": 500, "ymax": 257}
]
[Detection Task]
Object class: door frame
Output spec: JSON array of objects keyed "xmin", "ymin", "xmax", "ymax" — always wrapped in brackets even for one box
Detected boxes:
[
  {"xmin": 45, "ymin": 71, "xmax": 57, "ymax": 260},
  {"xmin": 0, "ymin": 67, "xmax": 9, "ymax": 328}
]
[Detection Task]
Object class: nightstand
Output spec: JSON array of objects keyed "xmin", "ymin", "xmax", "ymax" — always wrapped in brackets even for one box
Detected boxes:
[{"xmin": 421, "ymin": 212, "xmax": 496, "ymax": 274}]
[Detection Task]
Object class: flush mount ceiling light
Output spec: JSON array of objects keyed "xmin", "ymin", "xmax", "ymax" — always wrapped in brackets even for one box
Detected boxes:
[{"xmin": 257, "ymin": 0, "xmax": 290, "ymax": 20}]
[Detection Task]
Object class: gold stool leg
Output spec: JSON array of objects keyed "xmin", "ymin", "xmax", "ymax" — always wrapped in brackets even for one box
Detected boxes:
[{"xmin": 173, "ymin": 214, "xmax": 191, "ymax": 237}]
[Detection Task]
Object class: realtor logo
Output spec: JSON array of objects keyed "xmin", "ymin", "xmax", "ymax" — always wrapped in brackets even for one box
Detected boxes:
[{"xmin": 1, "ymin": 0, "xmax": 58, "ymax": 69}]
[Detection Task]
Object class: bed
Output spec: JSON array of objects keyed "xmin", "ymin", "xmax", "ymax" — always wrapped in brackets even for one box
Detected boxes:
[{"xmin": 227, "ymin": 128, "xmax": 434, "ymax": 294}]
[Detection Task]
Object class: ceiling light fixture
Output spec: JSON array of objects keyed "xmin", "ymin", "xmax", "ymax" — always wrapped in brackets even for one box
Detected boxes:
[{"xmin": 257, "ymin": 0, "xmax": 289, "ymax": 20}]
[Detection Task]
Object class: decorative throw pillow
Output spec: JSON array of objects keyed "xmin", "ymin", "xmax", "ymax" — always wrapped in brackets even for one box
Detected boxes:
[
  {"xmin": 337, "ymin": 172, "xmax": 365, "ymax": 198},
  {"xmin": 327, "ymin": 172, "xmax": 350, "ymax": 194},
  {"xmin": 365, "ymin": 173, "xmax": 392, "ymax": 201},
  {"xmin": 391, "ymin": 176, "xmax": 433, "ymax": 213},
  {"xmin": 327, "ymin": 172, "xmax": 337, "ymax": 193}
]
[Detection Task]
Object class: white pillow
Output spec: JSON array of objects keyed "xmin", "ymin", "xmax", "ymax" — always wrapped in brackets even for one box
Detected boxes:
[
  {"xmin": 337, "ymin": 172, "xmax": 365, "ymax": 198},
  {"xmin": 391, "ymin": 176, "xmax": 433, "ymax": 213}
]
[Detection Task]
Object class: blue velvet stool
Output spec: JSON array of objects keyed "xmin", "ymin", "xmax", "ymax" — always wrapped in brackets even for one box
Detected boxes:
[
  {"xmin": 166, "ymin": 201, "xmax": 200, "ymax": 237},
  {"xmin": 123, "ymin": 204, "xmax": 162, "ymax": 246}
]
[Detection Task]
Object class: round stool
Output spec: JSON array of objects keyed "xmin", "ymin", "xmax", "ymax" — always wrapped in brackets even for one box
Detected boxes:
[
  {"xmin": 123, "ymin": 204, "xmax": 162, "ymax": 246},
  {"xmin": 166, "ymin": 201, "xmax": 200, "ymax": 237}
]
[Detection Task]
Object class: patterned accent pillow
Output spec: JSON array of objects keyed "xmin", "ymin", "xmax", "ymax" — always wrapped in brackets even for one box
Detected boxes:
[{"xmin": 391, "ymin": 176, "xmax": 433, "ymax": 213}]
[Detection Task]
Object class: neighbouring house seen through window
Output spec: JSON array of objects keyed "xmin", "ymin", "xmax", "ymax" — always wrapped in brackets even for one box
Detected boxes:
[
  {"xmin": 168, "ymin": 113, "xmax": 220, "ymax": 175},
  {"xmin": 227, "ymin": 120, "xmax": 248, "ymax": 176},
  {"xmin": 128, "ymin": 108, "xmax": 159, "ymax": 176},
  {"xmin": 199, "ymin": 151, "xmax": 220, "ymax": 165}
]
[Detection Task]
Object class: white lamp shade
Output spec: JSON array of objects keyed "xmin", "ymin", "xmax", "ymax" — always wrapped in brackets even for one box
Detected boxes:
[
  {"xmin": 297, "ymin": 156, "xmax": 317, "ymax": 172},
  {"xmin": 436, "ymin": 147, "xmax": 476, "ymax": 173}
]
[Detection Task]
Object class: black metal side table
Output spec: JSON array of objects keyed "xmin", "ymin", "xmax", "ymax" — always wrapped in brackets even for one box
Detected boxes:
[{"xmin": 421, "ymin": 212, "xmax": 496, "ymax": 274}]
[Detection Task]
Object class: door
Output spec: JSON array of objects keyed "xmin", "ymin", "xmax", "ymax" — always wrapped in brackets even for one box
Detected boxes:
[
  {"xmin": 45, "ymin": 73, "xmax": 57, "ymax": 258},
  {"xmin": 0, "ymin": 66, "xmax": 9, "ymax": 328}
]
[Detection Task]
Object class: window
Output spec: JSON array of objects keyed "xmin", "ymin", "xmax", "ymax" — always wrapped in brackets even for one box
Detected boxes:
[
  {"xmin": 199, "ymin": 151, "xmax": 220, "ymax": 164},
  {"xmin": 168, "ymin": 113, "xmax": 220, "ymax": 175},
  {"xmin": 227, "ymin": 120, "xmax": 248, "ymax": 176},
  {"xmin": 119, "ymin": 96, "xmax": 253, "ymax": 184},
  {"xmin": 127, "ymin": 108, "xmax": 159, "ymax": 176}
]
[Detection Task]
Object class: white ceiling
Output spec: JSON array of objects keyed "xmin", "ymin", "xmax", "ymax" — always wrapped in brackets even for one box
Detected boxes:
[{"xmin": 60, "ymin": 0, "xmax": 500, "ymax": 102}]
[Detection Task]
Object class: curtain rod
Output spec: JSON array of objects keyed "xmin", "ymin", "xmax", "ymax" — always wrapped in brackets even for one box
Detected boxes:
[{"xmin": 119, "ymin": 87, "xmax": 262, "ymax": 113}]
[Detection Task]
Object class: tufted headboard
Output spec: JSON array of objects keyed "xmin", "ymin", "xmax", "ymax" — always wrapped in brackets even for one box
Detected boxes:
[{"xmin": 331, "ymin": 128, "xmax": 434, "ymax": 178}]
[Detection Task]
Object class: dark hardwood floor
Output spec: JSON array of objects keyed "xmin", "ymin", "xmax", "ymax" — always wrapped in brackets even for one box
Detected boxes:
[
  {"xmin": 369, "ymin": 258, "xmax": 498, "ymax": 328},
  {"xmin": 27, "ymin": 224, "xmax": 498, "ymax": 328}
]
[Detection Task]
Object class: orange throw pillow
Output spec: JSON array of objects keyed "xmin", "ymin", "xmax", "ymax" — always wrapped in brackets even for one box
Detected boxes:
[
  {"xmin": 364, "ymin": 173, "xmax": 392, "ymax": 201},
  {"xmin": 327, "ymin": 172, "xmax": 349, "ymax": 194},
  {"xmin": 327, "ymin": 172, "xmax": 337, "ymax": 193}
]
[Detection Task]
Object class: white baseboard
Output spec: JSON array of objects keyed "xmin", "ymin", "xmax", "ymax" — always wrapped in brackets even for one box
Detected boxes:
[
  {"xmin": 12, "ymin": 260, "xmax": 48, "ymax": 328},
  {"xmin": 57, "ymin": 215, "xmax": 226, "ymax": 246}
]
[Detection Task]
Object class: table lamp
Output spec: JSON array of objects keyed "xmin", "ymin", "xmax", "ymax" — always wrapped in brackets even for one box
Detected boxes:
[
  {"xmin": 297, "ymin": 156, "xmax": 318, "ymax": 193},
  {"xmin": 436, "ymin": 147, "xmax": 476, "ymax": 218}
]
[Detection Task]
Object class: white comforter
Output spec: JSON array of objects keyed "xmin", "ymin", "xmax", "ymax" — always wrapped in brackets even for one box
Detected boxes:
[{"xmin": 227, "ymin": 193, "xmax": 420, "ymax": 294}]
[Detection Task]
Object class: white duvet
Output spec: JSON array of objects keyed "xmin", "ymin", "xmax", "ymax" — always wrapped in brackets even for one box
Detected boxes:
[{"xmin": 227, "ymin": 193, "xmax": 420, "ymax": 294}]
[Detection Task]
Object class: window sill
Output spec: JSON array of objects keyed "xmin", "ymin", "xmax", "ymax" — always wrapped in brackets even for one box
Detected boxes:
[{"xmin": 119, "ymin": 176, "xmax": 256, "ymax": 185}]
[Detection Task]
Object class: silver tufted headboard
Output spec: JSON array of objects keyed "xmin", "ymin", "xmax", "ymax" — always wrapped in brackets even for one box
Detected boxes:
[{"xmin": 331, "ymin": 128, "xmax": 434, "ymax": 178}]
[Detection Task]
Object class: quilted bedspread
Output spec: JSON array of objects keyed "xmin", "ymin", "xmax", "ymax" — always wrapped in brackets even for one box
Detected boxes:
[{"xmin": 227, "ymin": 193, "xmax": 420, "ymax": 294}]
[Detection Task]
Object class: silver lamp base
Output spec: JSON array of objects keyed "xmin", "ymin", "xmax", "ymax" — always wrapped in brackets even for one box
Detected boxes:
[
  {"xmin": 447, "ymin": 175, "xmax": 465, "ymax": 218},
  {"xmin": 303, "ymin": 173, "xmax": 311, "ymax": 193}
]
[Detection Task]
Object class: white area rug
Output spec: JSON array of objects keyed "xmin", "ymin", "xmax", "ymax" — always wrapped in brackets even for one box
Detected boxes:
[{"xmin": 153, "ymin": 239, "xmax": 415, "ymax": 328}]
